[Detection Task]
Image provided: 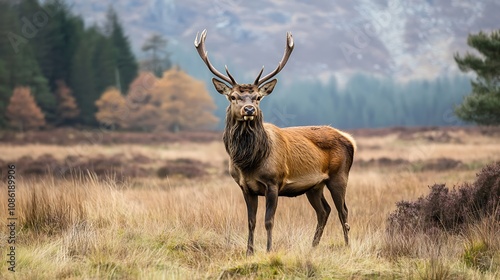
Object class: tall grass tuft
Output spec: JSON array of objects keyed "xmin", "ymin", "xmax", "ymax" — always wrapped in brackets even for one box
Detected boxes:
[
  {"xmin": 462, "ymin": 214, "xmax": 500, "ymax": 272},
  {"xmin": 19, "ymin": 179, "xmax": 87, "ymax": 235}
]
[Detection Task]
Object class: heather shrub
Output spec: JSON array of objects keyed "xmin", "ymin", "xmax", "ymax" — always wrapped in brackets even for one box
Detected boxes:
[
  {"xmin": 9, "ymin": 154, "xmax": 60, "ymax": 177},
  {"xmin": 387, "ymin": 162, "xmax": 500, "ymax": 234},
  {"xmin": 417, "ymin": 158, "xmax": 464, "ymax": 172},
  {"xmin": 355, "ymin": 157, "xmax": 464, "ymax": 172},
  {"xmin": 4, "ymin": 153, "xmax": 213, "ymax": 180},
  {"xmin": 5, "ymin": 154, "xmax": 151, "ymax": 179},
  {"xmin": 157, "ymin": 158, "xmax": 208, "ymax": 179},
  {"xmin": 60, "ymin": 154, "xmax": 151, "ymax": 179},
  {"xmin": 0, "ymin": 127, "xmax": 221, "ymax": 145}
]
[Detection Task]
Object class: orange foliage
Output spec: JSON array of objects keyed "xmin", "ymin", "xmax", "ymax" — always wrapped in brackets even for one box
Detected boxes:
[
  {"xmin": 6, "ymin": 87, "xmax": 46, "ymax": 131},
  {"xmin": 95, "ymin": 87, "xmax": 126, "ymax": 128},
  {"xmin": 121, "ymin": 69, "xmax": 217, "ymax": 132},
  {"xmin": 55, "ymin": 80, "xmax": 80, "ymax": 121},
  {"xmin": 124, "ymin": 72, "xmax": 159, "ymax": 131},
  {"xmin": 153, "ymin": 68, "xmax": 218, "ymax": 132},
  {"xmin": 95, "ymin": 69, "xmax": 218, "ymax": 132}
]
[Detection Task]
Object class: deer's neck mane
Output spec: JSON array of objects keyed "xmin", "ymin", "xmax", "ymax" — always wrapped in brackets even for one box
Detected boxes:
[{"xmin": 223, "ymin": 109, "xmax": 270, "ymax": 173}]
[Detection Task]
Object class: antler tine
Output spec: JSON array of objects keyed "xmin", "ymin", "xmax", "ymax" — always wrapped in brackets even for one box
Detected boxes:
[
  {"xmin": 253, "ymin": 66, "xmax": 264, "ymax": 85},
  {"xmin": 194, "ymin": 29, "xmax": 236, "ymax": 85},
  {"xmin": 255, "ymin": 31, "xmax": 294, "ymax": 86},
  {"xmin": 225, "ymin": 65, "xmax": 237, "ymax": 85}
]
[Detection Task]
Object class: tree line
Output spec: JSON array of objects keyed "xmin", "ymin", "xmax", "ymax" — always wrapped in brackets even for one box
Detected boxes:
[
  {"xmin": 258, "ymin": 74, "xmax": 472, "ymax": 129},
  {"xmin": 174, "ymin": 30, "xmax": 499, "ymax": 129},
  {"xmin": 1, "ymin": 0, "xmax": 497, "ymax": 130},
  {"xmin": 0, "ymin": 0, "xmax": 138, "ymax": 127},
  {"xmin": 0, "ymin": 0, "xmax": 215, "ymax": 131}
]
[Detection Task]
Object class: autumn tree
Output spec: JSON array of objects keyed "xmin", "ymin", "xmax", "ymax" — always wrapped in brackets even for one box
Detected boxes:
[
  {"xmin": 454, "ymin": 30, "xmax": 500, "ymax": 125},
  {"xmin": 55, "ymin": 80, "xmax": 80, "ymax": 124},
  {"xmin": 152, "ymin": 68, "xmax": 218, "ymax": 132},
  {"xmin": 125, "ymin": 72, "xmax": 158, "ymax": 131},
  {"xmin": 6, "ymin": 87, "xmax": 46, "ymax": 131},
  {"xmin": 95, "ymin": 87, "xmax": 126, "ymax": 128},
  {"xmin": 123, "ymin": 69, "xmax": 217, "ymax": 132}
]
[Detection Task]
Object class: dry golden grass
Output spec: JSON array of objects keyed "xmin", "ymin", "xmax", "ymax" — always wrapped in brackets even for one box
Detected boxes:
[
  {"xmin": 355, "ymin": 131, "xmax": 500, "ymax": 162},
  {"xmin": 0, "ymin": 129, "xmax": 499, "ymax": 279}
]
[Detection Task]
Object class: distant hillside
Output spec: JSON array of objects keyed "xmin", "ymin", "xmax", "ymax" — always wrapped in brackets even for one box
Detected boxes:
[{"xmin": 66, "ymin": 0, "xmax": 500, "ymax": 82}]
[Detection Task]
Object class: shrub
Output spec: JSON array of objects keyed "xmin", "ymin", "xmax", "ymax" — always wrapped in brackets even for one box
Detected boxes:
[
  {"xmin": 0, "ymin": 128, "xmax": 221, "ymax": 145},
  {"xmin": 5, "ymin": 154, "xmax": 152, "ymax": 180},
  {"xmin": 356, "ymin": 157, "xmax": 464, "ymax": 172},
  {"xmin": 387, "ymin": 162, "xmax": 500, "ymax": 234},
  {"xmin": 157, "ymin": 158, "xmax": 208, "ymax": 179},
  {"xmin": 418, "ymin": 158, "xmax": 464, "ymax": 172}
]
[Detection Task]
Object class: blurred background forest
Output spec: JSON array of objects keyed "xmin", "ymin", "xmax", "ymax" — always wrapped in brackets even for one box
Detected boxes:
[{"xmin": 0, "ymin": 0, "xmax": 498, "ymax": 131}]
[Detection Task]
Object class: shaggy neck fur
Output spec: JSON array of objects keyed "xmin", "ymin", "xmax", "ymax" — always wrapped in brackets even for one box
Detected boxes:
[{"xmin": 223, "ymin": 108, "xmax": 270, "ymax": 173}]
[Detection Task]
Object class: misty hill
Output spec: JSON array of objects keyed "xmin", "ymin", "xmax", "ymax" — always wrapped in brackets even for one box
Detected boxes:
[{"xmin": 66, "ymin": 0, "xmax": 500, "ymax": 82}]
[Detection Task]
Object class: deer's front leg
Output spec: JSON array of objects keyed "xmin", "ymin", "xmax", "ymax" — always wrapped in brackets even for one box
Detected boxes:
[
  {"xmin": 265, "ymin": 185, "xmax": 279, "ymax": 252},
  {"xmin": 243, "ymin": 191, "xmax": 258, "ymax": 256}
]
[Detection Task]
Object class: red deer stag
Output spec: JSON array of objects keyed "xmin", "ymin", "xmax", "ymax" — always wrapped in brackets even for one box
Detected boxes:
[{"xmin": 195, "ymin": 30, "xmax": 356, "ymax": 255}]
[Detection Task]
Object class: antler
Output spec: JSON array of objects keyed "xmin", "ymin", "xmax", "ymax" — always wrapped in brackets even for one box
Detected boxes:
[
  {"xmin": 194, "ymin": 29, "xmax": 237, "ymax": 85},
  {"xmin": 254, "ymin": 31, "xmax": 294, "ymax": 86}
]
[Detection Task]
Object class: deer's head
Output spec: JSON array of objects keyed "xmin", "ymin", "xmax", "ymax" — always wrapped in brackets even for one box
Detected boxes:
[{"xmin": 195, "ymin": 30, "xmax": 294, "ymax": 122}]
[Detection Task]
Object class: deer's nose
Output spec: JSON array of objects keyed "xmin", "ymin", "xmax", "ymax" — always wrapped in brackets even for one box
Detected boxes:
[{"xmin": 243, "ymin": 105, "xmax": 256, "ymax": 115}]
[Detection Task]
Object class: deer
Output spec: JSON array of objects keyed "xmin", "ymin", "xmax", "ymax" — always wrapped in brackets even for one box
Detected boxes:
[{"xmin": 195, "ymin": 29, "xmax": 356, "ymax": 255}]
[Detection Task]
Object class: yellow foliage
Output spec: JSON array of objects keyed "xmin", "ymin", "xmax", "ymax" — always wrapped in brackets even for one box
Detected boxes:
[
  {"xmin": 95, "ymin": 69, "xmax": 218, "ymax": 132},
  {"xmin": 56, "ymin": 80, "xmax": 80, "ymax": 121},
  {"xmin": 152, "ymin": 68, "xmax": 218, "ymax": 132},
  {"xmin": 6, "ymin": 86, "xmax": 46, "ymax": 131},
  {"xmin": 95, "ymin": 87, "xmax": 126, "ymax": 128}
]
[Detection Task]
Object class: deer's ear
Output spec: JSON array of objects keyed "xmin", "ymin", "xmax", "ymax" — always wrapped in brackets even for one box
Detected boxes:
[
  {"xmin": 212, "ymin": 78, "xmax": 231, "ymax": 95},
  {"xmin": 258, "ymin": 79, "xmax": 277, "ymax": 96}
]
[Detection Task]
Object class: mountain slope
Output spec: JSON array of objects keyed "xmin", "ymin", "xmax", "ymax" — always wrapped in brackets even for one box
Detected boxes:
[{"xmin": 67, "ymin": 0, "xmax": 500, "ymax": 82}]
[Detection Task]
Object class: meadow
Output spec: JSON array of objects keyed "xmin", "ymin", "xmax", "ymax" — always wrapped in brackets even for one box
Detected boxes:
[{"xmin": 0, "ymin": 127, "xmax": 499, "ymax": 279}]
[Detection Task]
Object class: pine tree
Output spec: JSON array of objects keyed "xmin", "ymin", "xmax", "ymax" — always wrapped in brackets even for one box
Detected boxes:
[
  {"xmin": 13, "ymin": 47, "xmax": 56, "ymax": 119},
  {"xmin": 106, "ymin": 7, "xmax": 138, "ymax": 93},
  {"xmin": 92, "ymin": 35, "xmax": 117, "ymax": 95},
  {"xmin": 141, "ymin": 34, "xmax": 172, "ymax": 77},
  {"xmin": 95, "ymin": 87, "xmax": 127, "ymax": 128},
  {"xmin": 36, "ymin": 0, "xmax": 82, "ymax": 91},
  {"xmin": 6, "ymin": 86, "xmax": 46, "ymax": 131},
  {"xmin": 454, "ymin": 30, "xmax": 500, "ymax": 125},
  {"xmin": 0, "ymin": 2, "xmax": 22, "ymax": 128},
  {"xmin": 0, "ymin": 59, "xmax": 9, "ymax": 127},
  {"xmin": 70, "ymin": 28, "xmax": 98, "ymax": 125},
  {"xmin": 55, "ymin": 80, "xmax": 79, "ymax": 124},
  {"xmin": 0, "ymin": 1, "xmax": 56, "ymax": 124}
]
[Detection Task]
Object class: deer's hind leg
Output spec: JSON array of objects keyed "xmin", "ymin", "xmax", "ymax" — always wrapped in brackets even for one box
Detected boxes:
[
  {"xmin": 325, "ymin": 174, "xmax": 350, "ymax": 245},
  {"xmin": 306, "ymin": 184, "xmax": 331, "ymax": 247}
]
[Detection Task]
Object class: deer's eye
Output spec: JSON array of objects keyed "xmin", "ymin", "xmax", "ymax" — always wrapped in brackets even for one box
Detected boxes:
[
  {"xmin": 256, "ymin": 96, "xmax": 262, "ymax": 101},
  {"xmin": 230, "ymin": 95, "xmax": 236, "ymax": 101}
]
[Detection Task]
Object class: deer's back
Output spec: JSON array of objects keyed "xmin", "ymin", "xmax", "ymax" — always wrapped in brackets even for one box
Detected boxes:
[{"xmin": 265, "ymin": 123, "xmax": 354, "ymax": 172}]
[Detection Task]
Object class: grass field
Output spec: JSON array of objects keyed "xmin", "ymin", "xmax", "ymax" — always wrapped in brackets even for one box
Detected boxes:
[{"xmin": 0, "ymin": 127, "xmax": 499, "ymax": 279}]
